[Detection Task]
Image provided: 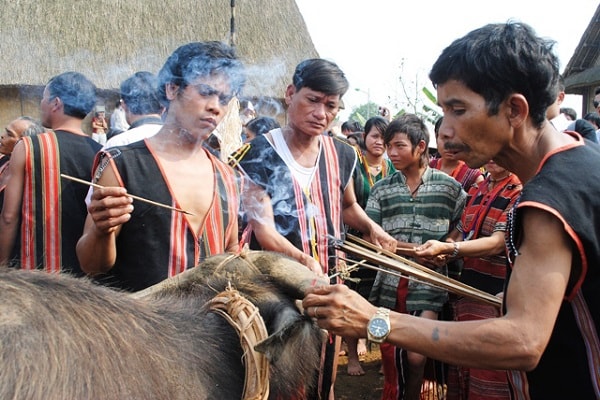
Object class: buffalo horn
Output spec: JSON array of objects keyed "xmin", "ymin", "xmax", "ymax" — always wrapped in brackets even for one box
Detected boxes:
[{"xmin": 131, "ymin": 250, "xmax": 328, "ymax": 300}]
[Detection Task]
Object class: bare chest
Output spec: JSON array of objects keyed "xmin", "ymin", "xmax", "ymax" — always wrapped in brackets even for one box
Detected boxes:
[{"xmin": 158, "ymin": 157, "xmax": 215, "ymax": 234}]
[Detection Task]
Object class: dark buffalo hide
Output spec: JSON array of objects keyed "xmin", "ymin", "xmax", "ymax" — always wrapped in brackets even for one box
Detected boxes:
[{"xmin": 0, "ymin": 255, "xmax": 324, "ymax": 400}]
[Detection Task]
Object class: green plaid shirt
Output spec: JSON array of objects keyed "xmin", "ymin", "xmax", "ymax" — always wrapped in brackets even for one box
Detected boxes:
[{"xmin": 367, "ymin": 167, "xmax": 466, "ymax": 312}]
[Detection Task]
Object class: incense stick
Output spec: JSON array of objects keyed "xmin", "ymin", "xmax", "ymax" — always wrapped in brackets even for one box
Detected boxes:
[{"xmin": 60, "ymin": 174, "xmax": 194, "ymax": 216}]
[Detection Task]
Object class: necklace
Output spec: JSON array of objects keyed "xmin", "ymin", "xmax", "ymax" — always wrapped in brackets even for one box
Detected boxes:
[
  {"xmin": 489, "ymin": 172, "xmax": 511, "ymax": 183},
  {"xmin": 362, "ymin": 155, "xmax": 387, "ymax": 187}
]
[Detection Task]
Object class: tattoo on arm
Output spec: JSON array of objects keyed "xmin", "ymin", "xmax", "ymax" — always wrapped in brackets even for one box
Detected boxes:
[{"xmin": 432, "ymin": 327, "xmax": 439, "ymax": 341}]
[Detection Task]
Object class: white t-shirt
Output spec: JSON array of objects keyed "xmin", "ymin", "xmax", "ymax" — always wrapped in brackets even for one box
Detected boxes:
[
  {"xmin": 269, "ymin": 128, "xmax": 319, "ymax": 189},
  {"xmin": 110, "ymin": 107, "xmax": 130, "ymax": 132}
]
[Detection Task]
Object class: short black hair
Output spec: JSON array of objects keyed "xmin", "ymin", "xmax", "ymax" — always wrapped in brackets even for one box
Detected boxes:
[
  {"xmin": 342, "ymin": 120, "xmax": 363, "ymax": 132},
  {"xmin": 47, "ymin": 71, "xmax": 97, "ymax": 119},
  {"xmin": 157, "ymin": 41, "xmax": 245, "ymax": 107},
  {"xmin": 430, "ymin": 22, "xmax": 559, "ymax": 128},
  {"xmin": 384, "ymin": 114, "xmax": 430, "ymax": 166},
  {"xmin": 583, "ymin": 112, "xmax": 600, "ymax": 128},
  {"xmin": 246, "ymin": 116, "xmax": 280, "ymax": 136},
  {"xmin": 120, "ymin": 71, "xmax": 163, "ymax": 115},
  {"xmin": 364, "ymin": 116, "xmax": 388, "ymax": 138},
  {"xmin": 560, "ymin": 107, "xmax": 577, "ymax": 121},
  {"xmin": 292, "ymin": 58, "xmax": 349, "ymax": 97}
]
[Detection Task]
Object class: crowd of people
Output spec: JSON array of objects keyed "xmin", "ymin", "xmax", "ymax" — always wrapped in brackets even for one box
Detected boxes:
[{"xmin": 0, "ymin": 20, "xmax": 598, "ymax": 400}]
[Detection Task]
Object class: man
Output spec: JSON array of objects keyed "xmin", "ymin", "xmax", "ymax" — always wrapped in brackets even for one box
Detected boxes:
[
  {"xmin": 341, "ymin": 119, "xmax": 363, "ymax": 137},
  {"xmin": 0, "ymin": 117, "xmax": 46, "ymax": 210},
  {"xmin": 104, "ymin": 71, "xmax": 164, "ymax": 148},
  {"xmin": 0, "ymin": 72, "xmax": 101, "ymax": 275},
  {"xmin": 76, "ymin": 41, "xmax": 244, "ymax": 292},
  {"xmin": 108, "ymin": 99, "xmax": 130, "ymax": 139},
  {"xmin": 84, "ymin": 71, "xmax": 165, "ymax": 206},
  {"xmin": 547, "ymin": 75, "xmax": 598, "ymax": 142},
  {"xmin": 303, "ymin": 22, "xmax": 600, "ymax": 399},
  {"xmin": 230, "ymin": 58, "xmax": 396, "ymax": 400}
]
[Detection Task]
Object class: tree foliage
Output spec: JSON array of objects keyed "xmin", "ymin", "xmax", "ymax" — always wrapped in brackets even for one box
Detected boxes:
[
  {"xmin": 348, "ymin": 60, "xmax": 442, "ymax": 126},
  {"xmin": 348, "ymin": 102, "xmax": 378, "ymax": 125}
]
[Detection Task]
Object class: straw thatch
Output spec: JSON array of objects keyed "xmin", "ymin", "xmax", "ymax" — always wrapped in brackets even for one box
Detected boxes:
[
  {"xmin": 561, "ymin": 3, "xmax": 600, "ymax": 113},
  {"xmin": 0, "ymin": 0, "xmax": 317, "ymax": 98}
]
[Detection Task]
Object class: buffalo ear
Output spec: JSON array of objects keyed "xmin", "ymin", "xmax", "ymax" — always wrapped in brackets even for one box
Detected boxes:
[{"xmin": 254, "ymin": 316, "xmax": 325, "ymax": 363}]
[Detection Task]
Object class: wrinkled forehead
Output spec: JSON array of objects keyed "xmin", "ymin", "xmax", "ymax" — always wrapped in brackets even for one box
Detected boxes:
[{"xmin": 6, "ymin": 119, "xmax": 30, "ymax": 136}]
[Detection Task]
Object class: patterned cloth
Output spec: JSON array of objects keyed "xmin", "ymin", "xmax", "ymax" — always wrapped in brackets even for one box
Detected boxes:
[
  {"xmin": 367, "ymin": 167, "xmax": 466, "ymax": 312},
  {"xmin": 430, "ymin": 158, "xmax": 483, "ymax": 192},
  {"xmin": 354, "ymin": 150, "xmax": 396, "ymax": 209},
  {"xmin": 230, "ymin": 131, "xmax": 357, "ymax": 400},
  {"xmin": 19, "ymin": 130, "xmax": 102, "ymax": 275},
  {"xmin": 447, "ymin": 298, "xmax": 511, "ymax": 400},
  {"xmin": 506, "ymin": 132, "xmax": 600, "ymax": 399},
  {"xmin": 230, "ymin": 131, "xmax": 356, "ymax": 275},
  {"xmin": 93, "ymin": 140, "xmax": 241, "ymax": 292},
  {"xmin": 447, "ymin": 173, "xmax": 522, "ymax": 400},
  {"xmin": 457, "ymin": 173, "xmax": 522, "ymax": 294}
]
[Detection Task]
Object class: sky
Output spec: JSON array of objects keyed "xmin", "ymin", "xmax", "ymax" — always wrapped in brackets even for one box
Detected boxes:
[{"xmin": 294, "ymin": 0, "xmax": 599, "ymax": 120}]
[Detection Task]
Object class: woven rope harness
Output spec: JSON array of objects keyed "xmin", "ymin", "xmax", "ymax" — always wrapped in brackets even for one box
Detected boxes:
[{"xmin": 206, "ymin": 254, "xmax": 270, "ymax": 400}]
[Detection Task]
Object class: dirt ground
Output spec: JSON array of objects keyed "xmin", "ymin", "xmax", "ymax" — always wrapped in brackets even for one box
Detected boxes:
[
  {"xmin": 334, "ymin": 344, "xmax": 384, "ymax": 400},
  {"xmin": 334, "ymin": 345, "xmax": 445, "ymax": 400}
]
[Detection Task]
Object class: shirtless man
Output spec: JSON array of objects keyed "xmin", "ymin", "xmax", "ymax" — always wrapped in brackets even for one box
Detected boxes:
[{"xmin": 76, "ymin": 41, "xmax": 245, "ymax": 291}]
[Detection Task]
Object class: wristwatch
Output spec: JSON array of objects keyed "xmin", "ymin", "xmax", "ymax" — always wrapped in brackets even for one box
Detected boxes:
[{"xmin": 367, "ymin": 307, "xmax": 391, "ymax": 343}]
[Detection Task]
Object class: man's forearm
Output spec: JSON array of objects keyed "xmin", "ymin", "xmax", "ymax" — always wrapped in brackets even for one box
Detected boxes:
[
  {"xmin": 76, "ymin": 230, "xmax": 117, "ymax": 275},
  {"xmin": 0, "ymin": 218, "xmax": 19, "ymax": 264}
]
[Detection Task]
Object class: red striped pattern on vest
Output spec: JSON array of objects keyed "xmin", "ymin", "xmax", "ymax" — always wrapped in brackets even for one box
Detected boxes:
[
  {"xmin": 21, "ymin": 132, "xmax": 62, "ymax": 272},
  {"xmin": 168, "ymin": 209, "xmax": 188, "ymax": 277},
  {"xmin": 290, "ymin": 137, "xmax": 343, "ymax": 275},
  {"xmin": 572, "ymin": 291, "xmax": 600, "ymax": 396},
  {"xmin": 293, "ymin": 181, "xmax": 311, "ymax": 255},
  {"xmin": 166, "ymin": 151, "xmax": 239, "ymax": 277}
]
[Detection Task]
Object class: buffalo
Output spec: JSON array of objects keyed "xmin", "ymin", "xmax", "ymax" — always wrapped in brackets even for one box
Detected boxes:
[{"xmin": 0, "ymin": 251, "xmax": 328, "ymax": 400}]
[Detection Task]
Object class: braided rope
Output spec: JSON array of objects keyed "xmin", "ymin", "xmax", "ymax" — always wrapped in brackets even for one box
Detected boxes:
[{"xmin": 208, "ymin": 284, "xmax": 270, "ymax": 400}]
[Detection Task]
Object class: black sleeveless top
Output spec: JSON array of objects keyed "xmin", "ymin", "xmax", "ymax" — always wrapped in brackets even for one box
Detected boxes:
[{"xmin": 506, "ymin": 135, "xmax": 600, "ymax": 399}]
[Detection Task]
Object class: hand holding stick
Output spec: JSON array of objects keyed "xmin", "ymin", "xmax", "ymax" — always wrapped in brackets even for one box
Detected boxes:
[{"xmin": 60, "ymin": 174, "xmax": 194, "ymax": 215}]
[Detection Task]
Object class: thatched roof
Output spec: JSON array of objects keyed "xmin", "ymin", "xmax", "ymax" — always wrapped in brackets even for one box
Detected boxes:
[
  {"xmin": 0, "ymin": 0, "xmax": 318, "ymax": 98},
  {"xmin": 562, "ymin": 3, "xmax": 600, "ymax": 92}
]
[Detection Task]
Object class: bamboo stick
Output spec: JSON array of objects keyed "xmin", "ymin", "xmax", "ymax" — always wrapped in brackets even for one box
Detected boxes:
[
  {"xmin": 338, "ymin": 234, "xmax": 502, "ymax": 308},
  {"xmin": 344, "ymin": 234, "xmax": 498, "ymax": 296},
  {"xmin": 60, "ymin": 174, "xmax": 194, "ymax": 216}
]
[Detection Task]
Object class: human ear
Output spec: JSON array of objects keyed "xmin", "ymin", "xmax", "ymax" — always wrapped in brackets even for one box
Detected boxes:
[
  {"xmin": 507, "ymin": 94, "xmax": 528, "ymax": 128},
  {"xmin": 165, "ymin": 83, "xmax": 180, "ymax": 101},
  {"xmin": 284, "ymin": 84, "xmax": 295, "ymax": 105}
]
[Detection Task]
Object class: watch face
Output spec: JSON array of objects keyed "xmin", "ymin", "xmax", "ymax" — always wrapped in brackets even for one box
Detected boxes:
[{"xmin": 368, "ymin": 317, "xmax": 389, "ymax": 338}]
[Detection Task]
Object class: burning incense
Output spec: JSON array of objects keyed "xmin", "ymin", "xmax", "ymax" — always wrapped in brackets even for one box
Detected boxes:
[{"xmin": 60, "ymin": 174, "xmax": 194, "ymax": 216}]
